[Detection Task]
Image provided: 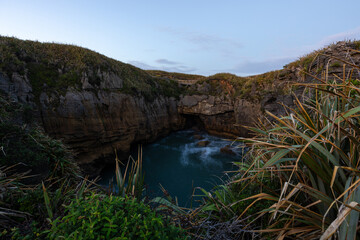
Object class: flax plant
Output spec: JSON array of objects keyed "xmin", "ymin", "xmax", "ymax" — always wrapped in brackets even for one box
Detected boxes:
[
  {"xmin": 113, "ymin": 147, "xmax": 144, "ymax": 199},
  {"xmin": 236, "ymin": 56, "xmax": 360, "ymax": 239}
]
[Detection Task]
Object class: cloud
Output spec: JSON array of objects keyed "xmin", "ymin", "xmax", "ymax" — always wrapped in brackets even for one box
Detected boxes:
[
  {"xmin": 230, "ymin": 57, "xmax": 295, "ymax": 76},
  {"xmin": 318, "ymin": 26, "xmax": 360, "ymax": 46},
  {"xmin": 158, "ymin": 27, "xmax": 242, "ymax": 55},
  {"xmin": 155, "ymin": 58, "xmax": 179, "ymax": 65},
  {"xmin": 162, "ymin": 65, "xmax": 197, "ymax": 73},
  {"xmin": 127, "ymin": 61, "xmax": 155, "ymax": 70},
  {"xmin": 287, "ymin": 27, "xmax": 360, "ymax": 59},
  {"xmin": 127, "ymin": 60, "xmax": 197, "ymax": 73}
]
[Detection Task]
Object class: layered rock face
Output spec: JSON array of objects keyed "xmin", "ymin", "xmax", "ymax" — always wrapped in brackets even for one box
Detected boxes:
[
  {"xmin": 0, "ymin": 71, "xmax": 186, "ymax": 173},
  {"xmin": 178, "ymin": 94, "xmax": 293, "ymax": 137},
  {"xmin": 40, "ymin": 91, "xmax": 185, "ymax": 167}
]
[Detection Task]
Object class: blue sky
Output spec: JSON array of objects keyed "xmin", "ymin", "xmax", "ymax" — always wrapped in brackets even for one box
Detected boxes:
[{"xmin": 1, "ymin": 0, "xmax": 360, "ymax": 76}]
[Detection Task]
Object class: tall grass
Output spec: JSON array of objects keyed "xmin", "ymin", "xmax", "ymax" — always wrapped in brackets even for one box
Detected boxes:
[
  {"xmin": 186, "ymin": 54, "xmax": 360, "ymax": 239},
  {"xmin": 234, "ymin": 55, "xmax": 360, "ymax": 239},
  {"xmin": 0, "ymin": 165, "xmax": 32, "ymax": 229}
]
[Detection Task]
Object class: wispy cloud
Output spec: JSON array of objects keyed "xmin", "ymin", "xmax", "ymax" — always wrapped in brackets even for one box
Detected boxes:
[
  {"xmin": 128, "ymin": 60, "xmax": 197, "ymax": 73},
  {"xmin": 285, "ymin": 26, "xmax": 360, "ymax": 59},
  {"xmin": 127, "ymin": 61, "xmax": 155, "ymax": 70},
  {"xmin": 318, "ymin": 26, "xmax": 360, "ymax": 46},
  {"xmin": 230, "ymin": 57, "xmax": 295, "ymax": 76},
  {"xmin": 158, "ymin": 27, "xmax": 242, "ymax": 56},
  {"xmin": 162, "ymin": 65, "xmax": 197, "ymax": 73},
  {"xmin": 156, "ymin": 58, "xmax": 179, "ymax": 65}
]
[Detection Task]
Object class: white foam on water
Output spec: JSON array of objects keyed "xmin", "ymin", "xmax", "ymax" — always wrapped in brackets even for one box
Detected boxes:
[
  {"xmin": 180, "ymin": 143, "xmax": 194, "ymax": 166},
  {"xmin": 199, "ymin": 146, "xmax": 223, "ymax": 167},
  {"xmin": 180, "ymin": 142, "xmax": 224, "ymax": 168}
]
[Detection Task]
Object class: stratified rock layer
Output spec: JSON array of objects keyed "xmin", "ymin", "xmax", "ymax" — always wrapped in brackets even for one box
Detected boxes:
[
  {"xmin": 40, "ymin": 90, "xmax": 185, "ymax": 165},
  {"xmin": 2, "ymin": 38, "xmax": 360, "ymax": 174}
]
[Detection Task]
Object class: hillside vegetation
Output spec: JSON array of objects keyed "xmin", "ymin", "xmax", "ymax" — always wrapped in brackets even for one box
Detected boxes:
[
  {"xmin": 0, "ymin": 36, "xmax": 182, "ymax": 101},
  {"xmin": 178, "ymin": 40, "xmax": 360, "ymax": 102}
]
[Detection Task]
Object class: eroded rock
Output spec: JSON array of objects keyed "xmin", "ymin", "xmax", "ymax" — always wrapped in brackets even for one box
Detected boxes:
[{"xmin": 197, "ymin": 140, "xmax": 210, "ymax": 147}]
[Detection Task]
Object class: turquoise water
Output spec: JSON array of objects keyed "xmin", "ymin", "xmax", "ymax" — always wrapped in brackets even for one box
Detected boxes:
[{"xmin": 100, "ymin": 130, "xmax": 242, "ymax": 207}]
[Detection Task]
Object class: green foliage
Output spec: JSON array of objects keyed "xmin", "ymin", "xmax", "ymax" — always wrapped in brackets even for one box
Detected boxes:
[
  {"xmin": 285, "ymin": 51, "xmax": 320, "ymax": 70},
  {"xmin": 190, "ymin": 71, "xmax": 281, "ymax": 101},
  {"xmin": 146, "ymin": 70, "xmax": 205, "ymax": 81},
  {"xmin": 27, "ymin": 62, "xmax": 80, "ymax": 99},
  {"xmin": 9, "ymin": 221, "xmax": 44, "ymax": 240},
  {"xmin": 189, "ymin": 177, "xmax": 277, "ymax": 238},
  {"xmin": 113, "ymin": 149, "xmax": 144, "ymax": 199},
  {"xmin": 47, "ymin": 194, "xmax": 187, "ymax": 240},
  {"xmin": 0, "ymin": 123, "xmax": 79, "ymax": 182}
]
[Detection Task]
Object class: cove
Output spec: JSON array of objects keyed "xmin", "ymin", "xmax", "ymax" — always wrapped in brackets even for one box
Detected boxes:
[{"xmin": 100, "ymin": 130, "xmax": 243, "ymax": 207}]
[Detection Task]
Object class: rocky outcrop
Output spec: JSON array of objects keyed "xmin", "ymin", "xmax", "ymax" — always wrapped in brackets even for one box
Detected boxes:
[
  {"xmin": 197, "ymin": 140, "xmax": 210, "ymax": 147},
  {"xmin": 0, "ymin": 72, "xmax": 35, "ymax": 105},
  {"xmin": 1, "ymin": 72, "xmax": 186, "ymax": 174},
  {"xmin": 177, "ymin": 93, "xmax": 292, "ymax": 137},
  {"xmin": 40, "ymin": 90, "xmax": 185, "ymax": 170}
]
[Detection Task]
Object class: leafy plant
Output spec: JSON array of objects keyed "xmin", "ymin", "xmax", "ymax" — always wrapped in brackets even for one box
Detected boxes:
[
  {"xmin": 47, "ymin": 194, "xmax": 187, "ymax": 239},
  {"xmin": 110, "ymin": 147, "xmax": 145, "ymax": 199}
]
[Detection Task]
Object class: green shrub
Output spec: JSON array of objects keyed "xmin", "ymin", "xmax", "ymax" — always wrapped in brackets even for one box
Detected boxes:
[
  {"xmin": 0, "ymin": 123, "xmax": 79, "ymax": 183},
  {"xmin": 47, "ymin": 194, "xmax": 187, "ymax": 240}
]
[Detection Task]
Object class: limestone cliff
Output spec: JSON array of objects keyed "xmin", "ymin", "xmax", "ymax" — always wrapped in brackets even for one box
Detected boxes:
[
  {"xmin": 1, "ymin": 36, "xmax": 360, "ymax": 174},
  {"xmin": 0, "ymin": 37, "xmax": 186, "ymax": 174}
]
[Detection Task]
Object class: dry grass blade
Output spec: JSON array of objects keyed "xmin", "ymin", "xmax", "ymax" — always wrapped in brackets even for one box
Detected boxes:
[{"xmin": 320, "ymin": 202, "xmax": 358, "ymax": 240}]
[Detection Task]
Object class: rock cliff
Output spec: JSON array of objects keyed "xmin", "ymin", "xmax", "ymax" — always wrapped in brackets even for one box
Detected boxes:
[
  {"xmin": 0, "ymin": 37, "xmax": 186, "ymax": 174},
  {"xmin": 1, "ymin": 36, "xmax": 360, "ymax": 174}
]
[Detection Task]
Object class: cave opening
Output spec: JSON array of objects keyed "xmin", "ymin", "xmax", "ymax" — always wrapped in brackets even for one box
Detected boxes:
[{"xmin": 182, "ymin": 113, "xmax": 205, "ymax": 131}]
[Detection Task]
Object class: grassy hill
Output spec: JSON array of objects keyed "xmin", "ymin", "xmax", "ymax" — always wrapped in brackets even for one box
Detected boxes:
[{"xmin": 0, "ymin": 36, "xmax": 182, "ymax": 101}]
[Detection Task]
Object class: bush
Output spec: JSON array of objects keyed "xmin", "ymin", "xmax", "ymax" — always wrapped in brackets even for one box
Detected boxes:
[
  {"xmin": 47, "ymin": 194, "xmax": 187, "ymax": 239},
  {"xmin": 0, "ymin": 123, "xmax": 79, "ymax": 184}
]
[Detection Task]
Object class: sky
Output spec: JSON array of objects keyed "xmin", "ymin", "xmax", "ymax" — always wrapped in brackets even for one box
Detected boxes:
[{"xmin": 1, "ymin": 0, "xmax": 360, "ymax": 76}]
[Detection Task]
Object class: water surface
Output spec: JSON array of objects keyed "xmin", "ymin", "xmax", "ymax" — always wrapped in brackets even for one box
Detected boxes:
[{"xmin": 100, "ymin": 130, "xmax": 243, "ymax": 207}]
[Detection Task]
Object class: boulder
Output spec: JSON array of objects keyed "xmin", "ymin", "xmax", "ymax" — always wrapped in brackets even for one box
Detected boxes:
[
  {"xmin": 197, "ymin": 140, "xmax": 210, "ymax": 147},
  {"xmin": 193, "ymin": 134, "xmax": 204, "ymax": 140},
  {"xmin": 220, "ymin": 145, "xmax": 236, "ymax": 155}
]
